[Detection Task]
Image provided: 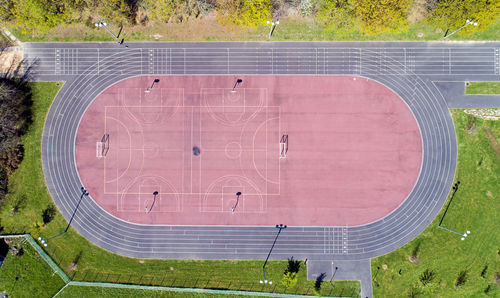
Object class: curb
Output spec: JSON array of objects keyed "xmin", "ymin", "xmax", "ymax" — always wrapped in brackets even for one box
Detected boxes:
[{"xmin": 1, "ymin": 25, "xmax": 22, "ymax": 46}]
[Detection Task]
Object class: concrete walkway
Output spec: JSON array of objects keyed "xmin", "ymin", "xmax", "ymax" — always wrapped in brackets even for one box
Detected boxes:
[
  {"xmin": 307, "ymin": 259, "xmax": 372, "ymax": 298},
  {"xmin": 434, "ymin": 81, "xmax": 500, "ymax": 108}
]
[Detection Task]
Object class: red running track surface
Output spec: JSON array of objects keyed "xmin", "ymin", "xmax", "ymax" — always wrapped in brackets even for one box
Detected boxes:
[{"xmin": 75, "ymin": 75, "xmax": 422, "ymax": 226}]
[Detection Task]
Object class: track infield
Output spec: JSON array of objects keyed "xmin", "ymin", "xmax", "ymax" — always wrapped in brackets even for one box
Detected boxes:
[{"xmin": 75, "ymin": 75, "xmax": 422, "ymax": 226}]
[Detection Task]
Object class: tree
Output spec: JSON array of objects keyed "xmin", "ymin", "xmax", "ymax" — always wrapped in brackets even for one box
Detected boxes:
[
  {"xmin": 0, "ymin": 78, "xmax": 32, "ymax": 204},
  {"xmin": 10, "ymin": 0, "xmax": 73, "ymax": 34},
  {"xmin": 419, "ymin": 269, "xmax": 435, "ymax": 286},
  {"xmin": 430, "ymin": 0, "xmax": 499, "ymax": 36},
  {"xmin": 42, "ymin": 204, "xmax": 57, "ymax": 224},
  {"xmin": 282, "ymin": 271, "xmax": 298, "ymax": 288},
  {"xmin": 141, "ymin": 0, "xmax": 212, "ymax": 23},
  {"xmin": 0, "ymin": 0, "xmax": 13, "ymax": 21},
  {"xmin": 89, "ymin": 0, "xmax": 133, "ymax": 25},
  {"xmin": 141, "ymin": 0, "xmax": 179, "ymax": 22},
  {"xmin": 315, "ymin": 0, "xmax": 355, "ymax": 30},
  {"xmin": 282, "ymin": 257, "xmax": 301, "ymax": 288},
  {"xmin": 352, "ymin": 0, "xmax": 411, "ymax": 35},
  {"xmin": 216, "ymin": 0, "xmax": 272, "ymax": 28},
  {"xmin": 455, "ymin": 270, "xmax": 468, "ymax": 287}
]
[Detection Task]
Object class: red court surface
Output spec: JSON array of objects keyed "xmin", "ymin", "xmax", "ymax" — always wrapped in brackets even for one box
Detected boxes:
[{"xmin": 75, "ymin": 76, "xmax": 422, "ymax": 226}]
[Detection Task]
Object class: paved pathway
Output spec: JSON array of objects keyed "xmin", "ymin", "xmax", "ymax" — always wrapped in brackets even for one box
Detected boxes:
[{"xmin": 22, "ymin": 41, "xmax": 500, "ymax": 298}]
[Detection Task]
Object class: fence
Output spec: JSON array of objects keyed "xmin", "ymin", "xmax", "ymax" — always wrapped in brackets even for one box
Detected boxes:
[
  {"xmin": 69, "ymin": 269, "xmax": 359, "ymax": 297},
  {"xmin": 1, "ymin": 234, "xmax": 359, "ymax": 297}
]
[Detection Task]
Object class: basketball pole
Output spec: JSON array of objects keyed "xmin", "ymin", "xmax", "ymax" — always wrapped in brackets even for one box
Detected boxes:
[
  {"xmin": 231, "ymin": 192, "xmax": 242, "ymax": 213},
  {"xmin": 231, "ymin": 79, "xmax": 243, "ymax": 92},
  {"xmin": 147, "ymin": 191, "xmax": 159, "ymax": 213},
  {"xmin": 145, "ymin": 78, "xmax": 160, "ymax": 93}
]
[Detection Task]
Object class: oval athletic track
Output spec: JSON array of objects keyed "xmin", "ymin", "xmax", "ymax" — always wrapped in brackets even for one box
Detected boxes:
[{"xmin": 41, "ymin": 44, "xmax": 457, "ymax": 261}]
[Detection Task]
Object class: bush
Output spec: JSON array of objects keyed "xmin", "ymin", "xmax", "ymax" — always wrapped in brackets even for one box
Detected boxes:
[
  {"xmin": 315, "ymin": 0, "xmax": 354, "ymax": 30},
  {"xmin": 42, "ymin": 204, "xmax": 56, "ymax": 225},
  {"xmin": 10, "ymin": 194, "xmax": 27, "ymax": 215},
  {"xmin": 282, "ymin": 257, "xmax": 301, "ymax": 288},
  {"xmin": 0, "ymin": 168, "xmax": 7, "ymax": 196},
  {"xmin": 286, "ymin": 256, "xmax": 301, "ymax": 274},
  {"xmin": 481, "ymin": 264, "xmax": 488, "ymax": 278},
  {"xmin": 216, "ymin": 0, "xmax": 272, "ymax": 28},
  {"xmin": 0, "ymin": 79, "xmax": 33, "ymax": 175},
  {"xmin": 455, "ymin": 270, "xmax": 468, "ymax": 287},
  {"xmin": 419, "ymin": 269, "xmax": 435, "ymax": 286},
  {"xmin": 0, "ymin": 79, "xmax": 32, "ymax": 210},
  {"xmin": 429, "ymin": 0, "xmax": 500, "ymax": 36},
  {"xmin": 282, "ymin": 271, "xmax": 297, "ymax": 288},
  {"xmin": 298, "ymin": 0, "xmax": 315, "ymax": 16},
  {"xmin": 352, "ymin": 0, "xmax": 411, "ymax": 35},
  {"xmin": 314, "ymin": 272, "xmax": 326, "ymax": 295},
  {"xmin": 141, "ymin": 0, "xmax": 179, "ymax": 23},
  {"xmin": 407, "ymin": 284, "xmax": 422, "ymax": 297}
]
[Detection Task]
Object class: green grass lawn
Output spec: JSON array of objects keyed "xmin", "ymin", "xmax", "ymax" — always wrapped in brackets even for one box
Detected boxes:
[
  {"xmin": 0, "ymin": 82, "xmax": 359, "ymax": 296},
  {"xmin": 0, "ymin": 82, "xmax": 63, "ymax": 234},
  {"xmin": 58, "ymin": 285, "xmax": 254, "ymax": 297},
  {"xmin": 0, "ymin": 237, "xmax": 66, "ymax": 297},
  {"xmin": 7, "ymin": 16, "xmax": 500, "ymax": 42},
  {"xmin": 372, "ymin": 110, "xmax": 500, "ymax": 297},
  {"xmin": 466, "ymin": 82, "xmax": 500, "ymax": 95}
]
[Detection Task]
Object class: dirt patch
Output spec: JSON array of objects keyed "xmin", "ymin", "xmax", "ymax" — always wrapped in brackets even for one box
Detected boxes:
[
  {"xmin": 407, "ymin": 0, "xmax": 429, "ymax": 24},
  {"xmin": 484, "ymin": 127, "xmax": 500, "ymax": 158},
  {"xmin": 68, "ymin": 263, "xmax": 78, "ymax": 272},
  {"xmin": 495, "ymin": 274, "xmax": 500, "ymax": 285},
  {"xmin": 152, "ymin": 34, "xmax": 162, "ymax": 40},
  {"xmin": 465, "ymin": 109, "xmax": 500, "ymax": 121},
  {"xmin": 409, "ymin": 256, "xmax": 421, "ymax": 264},
  {"xmin": 465, "ymin": 114, "xmax": 478, "ymax": 135},
  {"xmin": 382, "ymin": 264, "xmax": 388, "ymax": 270},
  {"xmin": 0, "ymin": 50, "xmax": 23, "ymax": 75}
]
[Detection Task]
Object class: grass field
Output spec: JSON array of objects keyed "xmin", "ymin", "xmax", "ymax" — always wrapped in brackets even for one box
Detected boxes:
[
  {"xmin": 58, "ymin": 285, "xmax": 256, "ymax": 297},
  {"xmin": 0, "ymin": 82, "xmax": 63, "ymax": 234},
  {"xmin": 466, "ymin": 82, "xmax": 500, "ymax": 95},
  {"xmin": 371, "ymin": 110, "xmax": 500, "ymax": 297},
  {"xmin": 7, "ymin": 16, "xmax": 500, "ymax": 42},
  {"xmin": 0, "ymin": 82, "xmax": 359, "ymax": 297},
  {"xmin": 0, "ymin": 237, "xmax": 66, "ymax": 297}
]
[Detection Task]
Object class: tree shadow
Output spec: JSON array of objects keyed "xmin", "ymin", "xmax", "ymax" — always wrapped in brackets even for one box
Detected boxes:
[{"xmin": 285, "ymin": 256, "xmax": 301, "ymax": 274}]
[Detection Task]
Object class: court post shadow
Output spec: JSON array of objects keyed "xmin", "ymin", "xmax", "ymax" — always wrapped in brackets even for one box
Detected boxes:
[{"xmin": 231, "ymin": 192, "xmax": 242, "ymax": 213}]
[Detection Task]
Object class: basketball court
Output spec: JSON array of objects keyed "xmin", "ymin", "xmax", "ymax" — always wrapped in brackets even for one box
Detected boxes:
[{"xmin": 75, "ymin": 75, "xmax": 422, "ymax": 226}]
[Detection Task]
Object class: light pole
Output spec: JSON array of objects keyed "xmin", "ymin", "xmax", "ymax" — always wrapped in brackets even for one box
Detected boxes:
[
  {"xmin": 267, "ymin": 21, "xmax": 279, "ymax": 39},
  {"xmin": 260, "ymin": 224, "xmax": 287, "ymax": 284},
  {"xmin": 38, "ymin": 187, "xmax": 89, "ymax": 246},
  {"xmin": 444, "ymin": 19, "xmax": 478, "ymax": 39},
  {"xmin": 145, "ymin": 79, "xmax": 160, "ymax": 93},
  {"xmin": 439, "ymin": 226, "xmax": 471, "ymax": 240},
  {"xmin": 95, "ymin": 21, "xmax": 126, "ymax": 45},
  {"xmin": 438, "ymin": 181, "xmax": 469, "ymax": 240}
]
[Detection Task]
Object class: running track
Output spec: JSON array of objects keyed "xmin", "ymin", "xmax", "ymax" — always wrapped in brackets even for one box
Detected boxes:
[{"xmin": 24, "ymin": 42, "xmax": 500, "ymax": 297}]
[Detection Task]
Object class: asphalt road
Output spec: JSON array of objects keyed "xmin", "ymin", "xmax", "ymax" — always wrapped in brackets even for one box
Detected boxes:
[{"xmin": 24, "ymin": 41, "xmax": 500, "ymax": 297}]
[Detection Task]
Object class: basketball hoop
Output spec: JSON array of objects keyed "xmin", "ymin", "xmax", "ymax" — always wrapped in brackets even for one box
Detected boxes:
[
  {"xmin": 280, "ymin": 134, "xmax": 288, "ymax": 158},
  {"xmin": 96, "ymin": 134, "xmax": 109, "ymax": 158}
]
